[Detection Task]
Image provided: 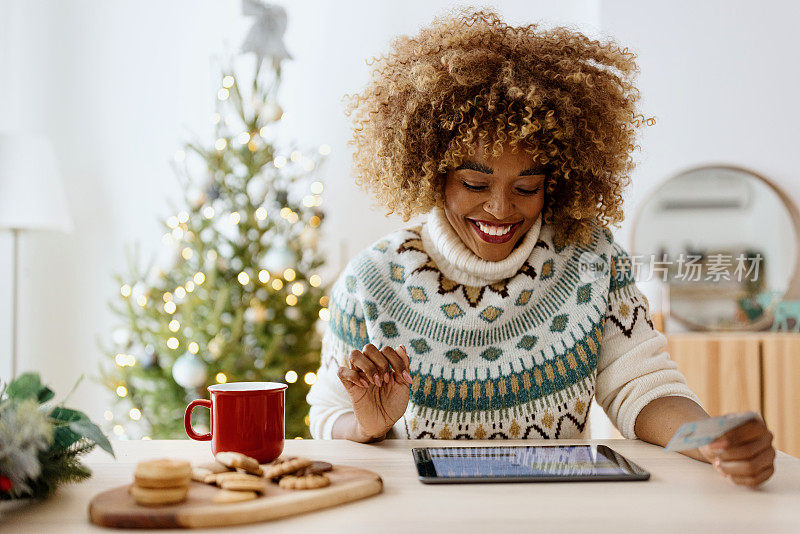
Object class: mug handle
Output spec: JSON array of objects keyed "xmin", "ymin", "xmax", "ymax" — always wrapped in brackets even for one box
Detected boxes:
[{"xmin": 184, "ymin": 399, "xmax": 212, "ymax": 441}]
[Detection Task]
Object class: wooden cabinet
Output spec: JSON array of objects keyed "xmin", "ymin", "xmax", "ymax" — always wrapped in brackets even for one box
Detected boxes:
[{"xmin": 665, "ymin": 332, "xmax": 800, "ymax": 458}]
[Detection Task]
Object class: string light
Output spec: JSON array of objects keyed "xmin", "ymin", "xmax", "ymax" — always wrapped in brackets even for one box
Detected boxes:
[
  {"xmin": 319, "ymin": 295, "xmax": 329, "ymax": 307},
  {"xmin": 309, "ymin": 275, "xmax": 322, "ymax": 287},
  {"xmin": 222, "ymin": 75, "xmax": 235, "ymax": 88},
  {"xmin": 259, "ymin": 126, "xmax": 269, "ymax": 137},
  {"xmin": 273, "ymin": 156, "xmax": 287, "ymax": 168},
  {"xmin": 162, "ymin": 292, "xmax": 173, "ymax": 303},
  {"xmin": 167, "ymin": 216, "xmax": 179, "ymax": 229},
  {"xmin": 113, "ymin": 425, "xmax": 125, "ymax": 436},
  {"xmin": 217, "ymin": 88, "xmax": 230, "ymax": 100},
  {"xmin": 178, "ymin": 211, "xmax": 189, "ymax": 223},
  {"xmin": 280, "ymin": 207, "xmax": 292, "ymax": 219},
  {"xmin": 216, "ymin": 373, "xmax": 227, "ymax": 383},
  {"xmin": 194, "ymin": 272, "xmax": 205, "ymax": 285},
  {"xmin": 120, "ymin": 284, "xmax": 132, "ymax": 297},
  {"xmin": 238, "ymin": 272, "xmax": 250, "ymax": 285},
  {"xmin": 271, "ymin": 279, "xmax": 283, "ymax": 290},
  {"xmin": 103, "ymin": 410, "xmax": 113, "ymax": 421},
  {"xmin": 207, "ymin": 250, "xmax": 218, "ymax": 260},
  {"xmin": 116, "ymin": 386, "xmax": 128, "ymax": 397},
  {"xmin": 312, "ymin": 195, "xmax": 322, "ymax": 206},
  {"xmin": 171, "ymin": 227, "xmax": 184, "ymax": 239},
  {"xmin": 291, "ymin": 282, "xmax": 304, "ymax": 296},
  {"xmin": 310, "ymin": 181, "xmax": 324, "ymax": 194},
  {"xmin": 319, "ymin": 308, "xmax": 330, "ymax": 321},
  {"xmin": 304, "ymin": 414, "xmax": 310, "ymax": 426},
  {"xmin": 290, "ymin": 151, "xmax": 301, "ymax": 162},
  {"xmin": 255, "ymin": 207, "xmax": 268, "ymax": 220},
  {"xmin": 167, "ymin": 337, "xmax": 179, "ymax": 350},
  {"xmin": 129, "ymin": 408, "xmax": 141, "ymax": 420},
  {"xmin": 238, "ymin": 132, "xmax": 250, "ymax": 145},
  {"xmin": 215, "ymin": 138, "xmax": 227, "ymax": 150},
  {"xmin": 229, "ymin": 212, "xmax": 241, "ymax": 225},
  {"xmin": 181, "ymin": 247, "xmax": 193, "ymax": 260},
  {"xmin": 283, "ymin": 269, "xmax": 296, "ymax": 281},
  {"xmin": 203, "ymin": 206, "xmax": 215, "ymax": 219},
  {"xmin": 286, "ymin": 294, "xmax": 298, "ymax": 306},
  {"xmin": 136, "ymin": 295, "xmax": 148, "ymax": 307},
  {"xmin": 174, "ymin": 286, "xmax": 186, "ymax": 299},
  {"xmin": 188, "ymin": 342, "xmax": 199, "ymax": 354},
  {"xmin": 164, "ymin": 301, "xmax": 177, "ymax": 314},
  {"xmin": 287, "ymin": 212, "xmax": 298, "ymax": 224},
  {"xmin": 285, "ymin": 370, "xmax": 298, "ymax": 383},
  {"xmin": 185, "ymin": 281, "xmax": 195, "ymax": 293},
  {"xmin": 258, "ymin": 270, "xmax": 270, "ymax": 283},
  {"xmin": 302, "ymin": 159, "xmax": 315, "ymax": 172},
  {"xmin": 302, "ymin": 196, "xmax": 315, "ymax": 208},
  {"xmin": 169, "ymin": 320, "xmax": 180, "ymax": 332},
  {"xmin": 318, "ymin": 144, "xmax": 331, "ymax": 155},
  {"xmin": 309, "ymin": 215, "xmax": 321, "ymax": 228},
  {"xmin": 304, "ymin": 372, "xmax": 316, "ymax": 385}
]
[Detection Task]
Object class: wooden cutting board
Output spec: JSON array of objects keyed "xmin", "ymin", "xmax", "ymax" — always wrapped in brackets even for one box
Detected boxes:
[{"xmin": 88, "ymin": 464, "xmax": 382, "ymax": 529}]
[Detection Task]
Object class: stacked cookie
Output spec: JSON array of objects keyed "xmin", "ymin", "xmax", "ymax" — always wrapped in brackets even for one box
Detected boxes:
[{"xmin": 130, "ymin": 459, "xmax": 192, "ymax": 506}]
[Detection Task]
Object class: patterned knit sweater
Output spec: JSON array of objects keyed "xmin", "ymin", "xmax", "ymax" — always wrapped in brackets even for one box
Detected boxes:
[{"xmin": 307, "ymin": 206, "xmax": 700, "ymax": 440}]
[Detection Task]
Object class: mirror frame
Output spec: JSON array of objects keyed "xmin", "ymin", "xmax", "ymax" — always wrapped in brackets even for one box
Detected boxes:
[{"xmin": 630, "ymin": 163, "xmax": 800, "ymax": 332}]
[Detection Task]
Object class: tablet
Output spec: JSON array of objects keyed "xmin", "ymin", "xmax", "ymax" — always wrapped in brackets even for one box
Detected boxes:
[{"xmin": 412, "ymin": 445, "xmax": 650, "ymax": 483}]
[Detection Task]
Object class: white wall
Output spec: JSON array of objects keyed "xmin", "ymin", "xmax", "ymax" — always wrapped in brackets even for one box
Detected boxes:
[{"xmin": 0, "ymin": 0, "xmax": 601, "ymax": 426}]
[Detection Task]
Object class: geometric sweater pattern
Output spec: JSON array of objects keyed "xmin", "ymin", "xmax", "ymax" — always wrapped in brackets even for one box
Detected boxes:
[{"xmin": 307, "ymin": 211, "xmax": 699, "ymax": 441}]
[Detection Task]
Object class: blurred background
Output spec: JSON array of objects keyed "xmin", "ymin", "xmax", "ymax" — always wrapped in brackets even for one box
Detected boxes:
[{"xmin": 1, "ymin": 1, "xmax": 799, "ymax": 448}]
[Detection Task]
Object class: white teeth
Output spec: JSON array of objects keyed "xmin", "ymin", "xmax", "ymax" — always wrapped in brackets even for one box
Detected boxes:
[{"xmin": 475, "ymin": 221, "xmax": 512, "ymax": 236}]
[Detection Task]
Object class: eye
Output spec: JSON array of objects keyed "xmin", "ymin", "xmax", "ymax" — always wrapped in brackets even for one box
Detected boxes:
[
  {"xmin": 516, "ymin": 187, "xmax": 542, "ymax": 195},
  {"xmin": 462, "ymin": 181, "xmax": 488, "ymax": 192}
]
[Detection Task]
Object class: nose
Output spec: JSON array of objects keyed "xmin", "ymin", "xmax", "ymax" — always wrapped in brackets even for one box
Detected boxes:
[{"xmin": 483, "ymin": 190, "xmax": 516, "ymax": 221}]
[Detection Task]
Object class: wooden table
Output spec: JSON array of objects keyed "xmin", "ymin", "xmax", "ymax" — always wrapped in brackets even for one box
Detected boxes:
[{"xmin": 6, "ymin": 439, "xmax": 800, "ymax": 533}]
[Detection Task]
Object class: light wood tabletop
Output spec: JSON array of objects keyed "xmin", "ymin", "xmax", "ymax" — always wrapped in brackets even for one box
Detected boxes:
[{"xmin": 4, "ymin": 438, "xmax": 800, "ymax": 533}]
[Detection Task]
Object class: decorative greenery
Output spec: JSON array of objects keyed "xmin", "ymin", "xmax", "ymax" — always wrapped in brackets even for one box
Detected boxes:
[
  {"xmin": 99, "ymin": 50, "xmax": 330, "ymax": 440},
  {"xmin": 0, "ymin": 373, "xmax": 114, "ymax": 500}
]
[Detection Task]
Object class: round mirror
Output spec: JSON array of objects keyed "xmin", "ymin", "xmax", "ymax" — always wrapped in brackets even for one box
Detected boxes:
[{"xmin": 631, "ymin": 165, "xmax": 800, "ymax": 331}]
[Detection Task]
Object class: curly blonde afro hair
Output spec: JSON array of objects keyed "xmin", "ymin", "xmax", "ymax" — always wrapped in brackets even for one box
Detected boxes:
[{"xmin": 343, "ymin": 7, "xmax": 654, "ymax": 245}]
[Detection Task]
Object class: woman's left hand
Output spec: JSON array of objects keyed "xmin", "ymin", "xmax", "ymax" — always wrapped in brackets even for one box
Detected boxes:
[{"xmin": 698, "ymin": 417, "xmax": 776, "ymax": 488}]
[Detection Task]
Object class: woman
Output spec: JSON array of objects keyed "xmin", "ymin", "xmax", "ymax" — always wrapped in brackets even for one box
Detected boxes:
[{"xmin": 307, "ymin": 8, "xmax": 775, "ymax": 487}]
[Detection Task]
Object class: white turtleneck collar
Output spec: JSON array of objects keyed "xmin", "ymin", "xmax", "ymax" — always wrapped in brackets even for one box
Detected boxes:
[{"xmin": 421, "ymin": 206, "xmax": 542, "ymax": 287}]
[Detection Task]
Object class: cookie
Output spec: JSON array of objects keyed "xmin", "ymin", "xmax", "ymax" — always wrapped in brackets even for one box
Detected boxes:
[
  {"xmin": 130, "ymin": 484, "xmax": 188, "ymax": 506},
  {"xmin": 204, "ymin": 471, "xmax": 260, "ymax": 486},
  {"xmin": 215, "ymin": 451, "xmax": 263, "ymax": 476},
  {"xmin": 212, "ymin": 489, "xmax": 258, "ymax": 504},
  {"xmin": 264, "ymin": 457, "xmax": 313, "ymax": 479},
  {"xmin": 196, "ymin": 460, "xmax": 229, "ymax": 474},
  {"xmin": 278, "ymin": 473, "xmax": 330, "ymax": 490},
  {"xmin": 303, "ymin": 461, "xmax": 333, "ymax": 475},
  {"xmin": 220, "ymin": 478, "xmax": 266, "ymax": 494},
  {"xmin": 192, "ymin": 467, "xmax": 214, "ymax": 483},
  {"xmin": 134, "ymin": 459, "xmax": 191, "ymax": 489}
]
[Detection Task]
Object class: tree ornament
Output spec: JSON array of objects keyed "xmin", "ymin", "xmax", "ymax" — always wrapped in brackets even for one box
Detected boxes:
[
  {"xmin": 262, "ymin": 102, "xmax": 283, "ymax": 122},
  {"xmin": 261, "ymin": 243, "xmax": 295, "ymax": 273},
  {"xmin": 111, "ymin": 327, "xmax": 132, "ymax": 348},
  {"xmin": 240, "ymin": 0, "xmax": 292, "ymax": 70},
  {"xmin": 172, "ymin": 353, "xmax": 207, "ymax": 389}
]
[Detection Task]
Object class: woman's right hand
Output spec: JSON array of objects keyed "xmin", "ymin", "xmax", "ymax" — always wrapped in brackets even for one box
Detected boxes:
[{"xmin": 337, "ymin": 344, "xmax": 413, "ymax": 441}]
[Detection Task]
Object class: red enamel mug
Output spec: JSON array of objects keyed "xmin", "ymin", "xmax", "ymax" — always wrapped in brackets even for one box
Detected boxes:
[{"xmin": 184, "ymin": 382, "xmax": 287, "ymax": 463}]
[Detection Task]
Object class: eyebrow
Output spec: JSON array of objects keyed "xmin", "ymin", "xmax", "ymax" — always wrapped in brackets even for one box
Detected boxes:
[{"xmin": 455, "ymin": 160, "xmax": 544, "ymax": 176}]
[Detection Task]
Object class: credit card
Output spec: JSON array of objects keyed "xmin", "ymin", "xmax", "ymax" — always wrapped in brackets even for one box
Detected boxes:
[{"xmin": 664, "ymin": 412, "xmax": 760, "ymax": 452}]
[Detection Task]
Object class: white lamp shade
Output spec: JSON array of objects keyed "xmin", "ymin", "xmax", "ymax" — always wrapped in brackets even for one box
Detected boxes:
[{"xmin": 0, "ymin": 132, "xmax": 73, "ymax": 232}]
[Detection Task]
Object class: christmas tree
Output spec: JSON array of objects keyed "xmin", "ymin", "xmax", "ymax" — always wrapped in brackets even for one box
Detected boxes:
[{"xmin": 100, "ymin": 2, "xmax": 330, "ymax": 439}]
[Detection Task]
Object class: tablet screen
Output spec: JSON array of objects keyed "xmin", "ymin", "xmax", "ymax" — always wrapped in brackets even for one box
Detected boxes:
[{"xmin": 414, "ymin": 445, "xmax": 648, "ymax": 481}]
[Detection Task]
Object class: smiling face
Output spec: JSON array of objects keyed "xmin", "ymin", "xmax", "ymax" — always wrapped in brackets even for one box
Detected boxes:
[{"xmin": 442, "ymin": 142, "xmax": 546, "ymax": 262}]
